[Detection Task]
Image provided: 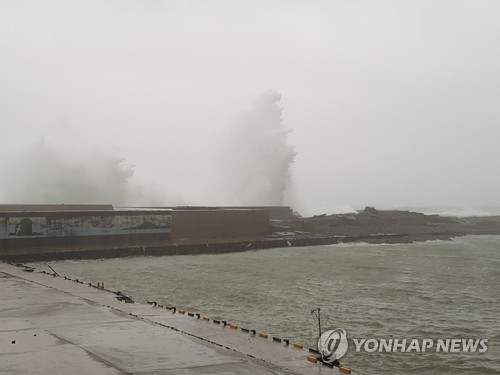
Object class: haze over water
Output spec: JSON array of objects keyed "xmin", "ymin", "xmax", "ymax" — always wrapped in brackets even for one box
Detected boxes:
[
  {"xmin": 2, "ymin": 1, "xmax": 500, "ymax": 215},
  {"xmin": 32, "ymin": 235, "xmax": 500, "ymax": 374}
]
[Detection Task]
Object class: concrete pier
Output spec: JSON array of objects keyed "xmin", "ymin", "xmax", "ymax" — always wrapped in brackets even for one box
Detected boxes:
[{"xmin": 0, "ymin": 262, "xmax": 352, "ymax": 374}]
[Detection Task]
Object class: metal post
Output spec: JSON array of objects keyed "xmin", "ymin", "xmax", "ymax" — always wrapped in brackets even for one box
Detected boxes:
[
  {"xmin": 46, "ymin": 264, "xmax": 59, "ymax": 277},
  {"xmin": 318, "ymin": 307, "xmax": 321, "ymax": 339},
  {"xmin": 311, "ymin": 307, "xmax": 322, "ymax": 344}
]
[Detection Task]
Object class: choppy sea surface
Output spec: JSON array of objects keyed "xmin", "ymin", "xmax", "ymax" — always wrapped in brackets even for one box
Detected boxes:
[{"xmin": 31, "ymin": 235, "xmax": 500, "ymax": 375}]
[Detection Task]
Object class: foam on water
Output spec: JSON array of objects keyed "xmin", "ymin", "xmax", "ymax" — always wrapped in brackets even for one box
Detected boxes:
[{"xmin": 392, "ymin": 205, "xmax": 500, "ymax": 218}]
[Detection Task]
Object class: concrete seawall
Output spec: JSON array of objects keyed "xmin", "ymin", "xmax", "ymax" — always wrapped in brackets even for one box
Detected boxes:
[
  {"xmin": 0, "ymin": 262, "xmax": 353, "ymax": 374},
  {"xmin": 2, "ymin": 205, "xmax": 500, "ymax": 262},
  {"xmin": 0, "ymin": 232, "xmax": 463, "ymax": 262}
]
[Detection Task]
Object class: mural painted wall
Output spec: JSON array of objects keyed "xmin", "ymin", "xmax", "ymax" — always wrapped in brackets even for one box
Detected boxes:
[{"xmin": 0, "ymin": 214, "xmax": 171, "ymax": 239}]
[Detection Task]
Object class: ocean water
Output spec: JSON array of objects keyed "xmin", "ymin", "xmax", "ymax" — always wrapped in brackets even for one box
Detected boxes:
[{"xmin": 30, "ymin": 235, "xmax": 500, "ymax": 374}]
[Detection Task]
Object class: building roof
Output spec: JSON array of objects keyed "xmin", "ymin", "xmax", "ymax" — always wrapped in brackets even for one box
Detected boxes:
[{"xmin": 0, "ymin": 204, "xmax": 114, "ymax": 212}]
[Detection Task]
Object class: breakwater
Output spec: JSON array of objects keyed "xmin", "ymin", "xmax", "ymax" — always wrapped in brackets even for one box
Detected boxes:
[
  {"xmin": 29, "ymin": 235, "xmax": 500, "ymax": 375},
  {"xmin": 0, "ymin": 231, "xmax": 476, "ymax": 262},
  {"xmin": 1, "ymin": 261, "xmax": 347, "ymax": 375}
]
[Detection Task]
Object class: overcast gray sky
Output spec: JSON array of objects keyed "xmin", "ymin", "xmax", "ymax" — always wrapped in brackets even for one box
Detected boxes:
[{"xmin": 1, "ymin": 0, "xmax": 499, "ymax": 215}]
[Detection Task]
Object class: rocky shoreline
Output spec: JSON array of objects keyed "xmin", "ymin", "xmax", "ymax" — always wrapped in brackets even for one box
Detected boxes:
[{"xmin": 277, "ymin": 206, "xmax": 500, "ymax": 239}]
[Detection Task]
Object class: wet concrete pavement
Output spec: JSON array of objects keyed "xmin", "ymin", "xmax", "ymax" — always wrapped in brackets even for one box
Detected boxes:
[{"xmin": 0, "ymin": 262, "xmax": 348, "ymax": 375}]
